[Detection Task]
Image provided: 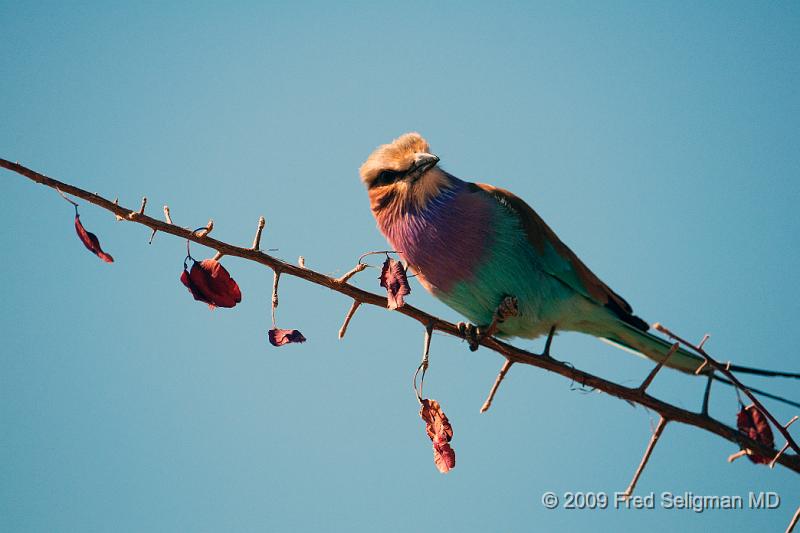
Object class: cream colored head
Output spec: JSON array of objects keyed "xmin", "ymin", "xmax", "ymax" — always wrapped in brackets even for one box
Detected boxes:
[
  {"xmin": 360, "ymin": 132, "xmax": 436, "ymax": 186},
  {"xmin": 360, "ymin": 132, "xmax": 449, "ymax": 215}
]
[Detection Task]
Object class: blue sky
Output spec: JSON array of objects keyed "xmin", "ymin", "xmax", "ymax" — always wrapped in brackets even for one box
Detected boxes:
[{"xmin": 2, "ymin": 2, "xmax": 798, "ymax": 531}]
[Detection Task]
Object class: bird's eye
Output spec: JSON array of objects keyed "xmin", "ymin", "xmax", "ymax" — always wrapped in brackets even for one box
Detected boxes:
[{"xmin": 373, "ymin": 170, "xmax": 401, "ymax": 187}]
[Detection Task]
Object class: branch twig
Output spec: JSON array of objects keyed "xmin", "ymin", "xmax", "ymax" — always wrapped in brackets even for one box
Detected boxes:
[
  {"xmin": 787, "ymin": 504, "xmax": 800, "ymax": 533},
  {"xmin": 480, "ymin": 360, "xmax": 513, "ymax": 413},
  {"xmin": 771, "ymin": 416, "xmax": 799, "ymax": 469},
  {"xmin": 637, "ymin": 342, "xmax": 679, "ymax": 394},
  {"xmin": 252, "ymin": 216, "xmax": 266, "ymax": 250},
  {"xmin": 336, "ymin": 262, "xmax": 367, "ymax": 284},
  {"xmin": 271, "ymin": 270, "xmax": 280, "ymax": 327},
  {"xmin": 622, "ymin": 417, "xmax": 668, "ymax": 499},
  {"xmin": 338, "ymin": 300, "xmax": 362, "ymax": 339}
]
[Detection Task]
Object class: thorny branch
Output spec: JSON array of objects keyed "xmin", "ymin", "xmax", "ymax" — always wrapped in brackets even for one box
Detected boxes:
[
  {"xmin": 655, "ymin": 323, "xmax": 800, "ymax": 457},
  {"xmin": 2, "ymin": 158, "xmax": 799, "ymax": 485}
]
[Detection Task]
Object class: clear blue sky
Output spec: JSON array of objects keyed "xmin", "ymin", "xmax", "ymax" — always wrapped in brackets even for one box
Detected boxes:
[{"xmin": 2, "ymin": 2, "xmax": 798, "ymax": 531}]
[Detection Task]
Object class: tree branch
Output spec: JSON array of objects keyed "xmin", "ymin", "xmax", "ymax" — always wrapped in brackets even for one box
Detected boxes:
[
  {"xmin": 655, "ymin": 323, "xmax": 800, "ymax": 456},
  {"xmin": 2, "ymin": 157, "xmax": 798, "ymax": 475}
]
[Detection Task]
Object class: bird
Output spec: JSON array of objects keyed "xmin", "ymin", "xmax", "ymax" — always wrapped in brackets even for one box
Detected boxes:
[{"xmin": 359, "ymin": 132, "xmax": 799, "ymax": 388}]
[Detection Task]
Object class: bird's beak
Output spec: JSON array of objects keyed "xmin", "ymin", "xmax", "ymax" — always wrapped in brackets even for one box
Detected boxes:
[{"xmin": 412, "ymin": 153, "xmax": 440, "ymax": 173}]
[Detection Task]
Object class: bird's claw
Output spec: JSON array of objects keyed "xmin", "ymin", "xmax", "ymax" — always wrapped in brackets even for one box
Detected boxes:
[
  {"xmin": 457, "ymin": 322, "xmax": 481, "ymax": 351},
  {"xmin": 494, "ymin": 296, "xmax": 519, "ymax": 322},
  {"xmin": 458, "ymin": 296, "xmax": 520, "ymax": 352}
]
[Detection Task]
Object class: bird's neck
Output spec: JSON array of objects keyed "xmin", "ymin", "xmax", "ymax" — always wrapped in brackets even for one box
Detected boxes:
[
  {"xmin": 371, "ymin": 175, "xmax": 492, "ymax": 294},
  {"xmin": 368, "ymin": 168, "xmax": 457, "ymax": 220}
]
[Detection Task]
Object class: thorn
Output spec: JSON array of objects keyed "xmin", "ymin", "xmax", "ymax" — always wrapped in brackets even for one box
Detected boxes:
[
  {"xmin": 701, "ymin": 374, "xmax": 713, "ymax": 415},
  {"xmin": 697, "ymin": 334, "xmax": 710, "ymax": 350},
  {"xmin": 542, "ymin": 326, "xmax": 556, "ymax": 358},
  {"xmin": 694, "ymin": 359, "xmax": 709, "ymax": 375},
  {"xmin": 195, "ymin": 219, "xmax": 213, "ymax": 237},
  {"xmin": 727, "ymin": 450, "xmax": 748, "ymax": 463},
  {"xmin": 785, "ymin": 504, "xmax": 800, "ymax": 533},
  {"xmin": 336, "ymin": 262, "xmax": 367, "ymax": 284},
  {"xmin": 163, "ymin": 205, "xmax": 173, "ymax": 224},
  {"xmin": 770, "ymin": 416, "xmax": 799, "ymax": 469},
  {"xmin": 251, "ymin": 216, "xmax": 266, "ymax": 249},
  {"xmin": 638, "ymin": 343, "xmax": 679, "ymax": 393}
]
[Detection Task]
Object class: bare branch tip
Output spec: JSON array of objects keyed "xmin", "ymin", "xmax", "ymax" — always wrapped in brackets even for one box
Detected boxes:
[
  {"xmin": 728, "ymin": 450, "xmax": 748, "ymax": 463},
  {"xmin": 195, "ymin": 219, "xmax": 214, "ymax": 237},
  {"xmin": 480, "ymin": 359, "xmax": 514, "ymax": 413},
  {"xmin": 698, "ymin": 334, "xmax": 710, "ymax": 350},
  {"xmin": 694, "ymin": 360, "xmax": 709, "ymax": 375},
  {"xmin": 337, "ymin": 262, "xmax": 368, "ymax": 284},
  {"xmin": 622, "ymin": 417, "xmax": 668, "ymax": 499},
  {"xmin": 338, "ymin": 299, "xmax": 362, "ymax": 339},
  {"xmin": 786, "ymin": 505, "xmax": 800, "ymax": 533},
  {"xmin": 769, "ymin": 443, "xmax": 791, "ymax": 469},
  {"xmin": 111, "ymin": 197, "xmax": 124, "ymax": 221},
  {"xmin": 251, "ymin": 216, "xmax": 266, "ymax": 249}
]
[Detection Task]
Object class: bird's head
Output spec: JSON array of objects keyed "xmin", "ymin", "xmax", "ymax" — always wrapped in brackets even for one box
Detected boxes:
[{"xmin": 360, "ymin": 132, "xmax": 449, "ymax": 215}]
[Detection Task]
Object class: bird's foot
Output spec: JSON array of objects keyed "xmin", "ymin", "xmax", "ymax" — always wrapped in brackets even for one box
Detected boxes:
[
  {"xmin": 494, "ymin": 296, "xmax": 519, "ymax": 322},
  {"xmin": 458, "ymin": 296, "xmax": 520, "ymax": 352},
  {"xmin": 457, "ymin": 322, "xmax": 481, "ymax": 351}
]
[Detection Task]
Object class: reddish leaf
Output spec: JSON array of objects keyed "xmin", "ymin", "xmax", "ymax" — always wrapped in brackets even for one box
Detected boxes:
[
  {"xmin": 420, "ymin": 399, "xmax": 453, "ymax": 442},
  {"xmin": 736, "ymin": 404, "xmax": 775, "ymax": 464},
  {"xmin": 432, "ymin": 439, "xmax": 456, "ymax": 473},
  {"xmin": 379, "ymin": 257, "xmax": 410, "ymax": 309},
  {"xmin": 180, "ymin": 259, "xmax": 242, "ymax": 309},
  {"xmin": 74, "ymin": 214, "xmax": 113, "ymax": 263},
  {"xmin": 268, "ymin": 328, "xmax": 306, "ymax": 346},
  {"xmin": 419, "ymin": 398, "xmax": 455, "ymax": 473}
]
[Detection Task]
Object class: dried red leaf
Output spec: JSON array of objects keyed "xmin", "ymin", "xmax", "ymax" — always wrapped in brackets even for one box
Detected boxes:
[
  {"xmin": 420, "ymin": 398, "xmax": 455, "ymax": 473},
  {"xmin": 432, "ymin": 439, "xmax": 456, "ymax": 473},
  {"xmin": 74, "ymin": 214, "xmax": 113, "ymax": 263},
  {"xmin": 736, "ymin": 404, "xmax": 775, "ymax": 464},
  {"xmin": 379, "ymin": 257, "xmax": 410, "ymax": 309},
  {"xmin": 420, "ymin": 399, "xmax": 453, "ymax": 442},
  {"xmin": 268, "ymin": 328, "xmax": 306, "ymax": 346},
  {"xmin": 180, "ymin": 259, "xmax": 242, "ymax": 309}
]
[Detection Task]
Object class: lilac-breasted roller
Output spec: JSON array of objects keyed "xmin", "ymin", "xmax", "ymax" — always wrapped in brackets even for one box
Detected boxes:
[{"xmin": 360, "ymin": 132, "xmax": 799, "ymax": 385}]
